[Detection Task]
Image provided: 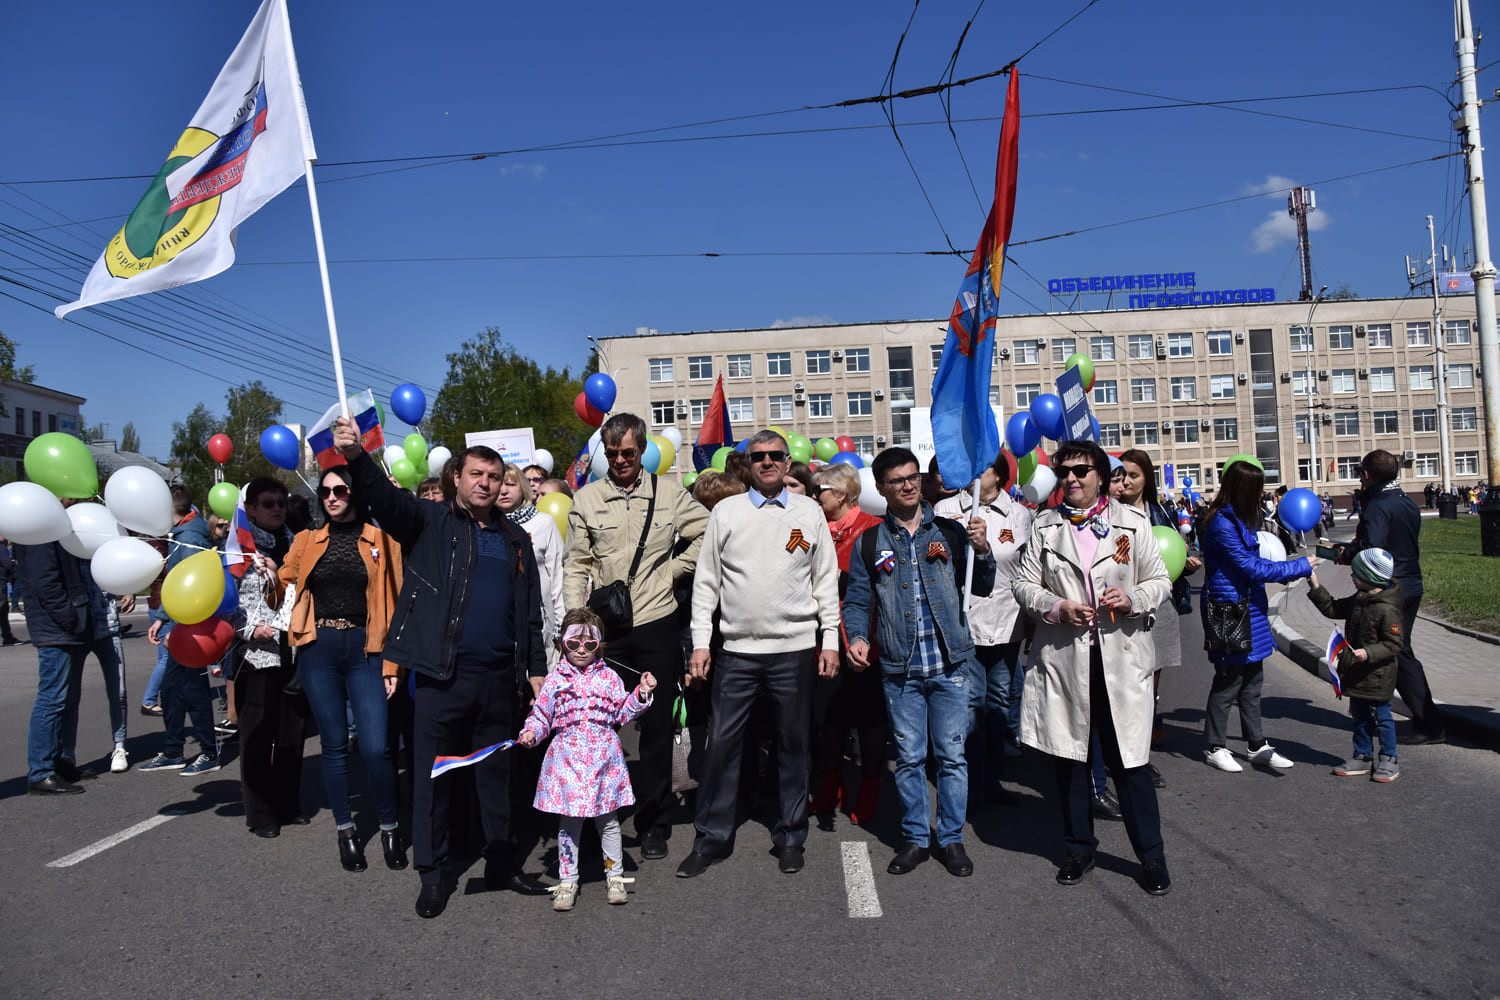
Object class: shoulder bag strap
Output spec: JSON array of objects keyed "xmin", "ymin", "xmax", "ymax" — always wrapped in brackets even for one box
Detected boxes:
[{"xmin": 625, "ymin": 474, "xmax": 658, "ymax": 587}]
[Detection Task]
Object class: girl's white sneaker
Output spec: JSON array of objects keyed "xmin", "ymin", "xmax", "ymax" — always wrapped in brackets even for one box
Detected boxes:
[{"xmin": 551, "ymin": 882, "xmax": 578, "ymax": 912}]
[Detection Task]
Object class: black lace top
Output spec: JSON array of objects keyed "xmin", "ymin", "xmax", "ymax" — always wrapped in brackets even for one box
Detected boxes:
[{"xmin": 305, "ymin": 519, "xmax": 368, "ymax": 623}]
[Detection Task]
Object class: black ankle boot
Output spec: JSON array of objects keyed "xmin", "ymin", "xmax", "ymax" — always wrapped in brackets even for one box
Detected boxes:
[
  {"xmin": 338, "ymin": 829, "xmax": 367, "ymax": 872},
  {"xmin": 381, "ymin": 829, "xmax": 408, "ymax": 870}
]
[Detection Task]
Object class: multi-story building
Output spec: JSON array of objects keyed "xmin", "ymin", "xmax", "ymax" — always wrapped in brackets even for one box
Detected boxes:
[
  {"xmin": 0, "ymin": 378, "xmax": 85, "ymax": 471},
  {"xmin": 599, "ymin": 295, "xmax": 1490, "ymax": 494}
]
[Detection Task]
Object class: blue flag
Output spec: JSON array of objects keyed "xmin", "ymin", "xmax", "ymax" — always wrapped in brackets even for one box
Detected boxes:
[{"xmin": 930, "ymin": 70, "xmax": 1019, "ymax": 490}]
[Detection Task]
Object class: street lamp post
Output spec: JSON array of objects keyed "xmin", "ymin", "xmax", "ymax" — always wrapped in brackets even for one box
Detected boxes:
[{"xmin": 1305, "ymin": 285, "xmax": 1328, "ymax": 486}]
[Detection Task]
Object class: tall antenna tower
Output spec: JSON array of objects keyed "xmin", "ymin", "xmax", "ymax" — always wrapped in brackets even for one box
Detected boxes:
[{"xmin": 1287, "ymin": 187, "xmax": 1317, "ymax": 301}]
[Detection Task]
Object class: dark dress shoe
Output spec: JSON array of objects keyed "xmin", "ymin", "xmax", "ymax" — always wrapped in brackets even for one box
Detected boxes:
[
  {"xmin": 1056, "ymin": 854, "xmax": 1095, "ymax": 886},
  {"xmin": 489, "ymin": 871, "xmax": 550, "ymax": 895},
  {"xmin": 415, "ymin": 883, "xmax": 449, "ymax": 919},
  {"xmin": 778, "ymin": 846, "xmax": 805, "ymax": 874},
  {"xmin": 279, "ymin": 813, "xmax": 312, "ymax": 826},
  {"xmin": 933, "ymin": 843, "xmax": 974, "ymax": 877},
  {"xmin": 676, "ymin": 851, "xmax": 719, "ymax": 879},
  {"xmin": 250, "ymin": 825, "xmax": 280, "ymax": 838},
  {"xmin": 1091, "ymin": 790, "xmax": 1123, "ymax": 821},
  {"xmin": 1140, "ymin": 859, "xmax": 1171, "ymax": 896},
  {"xmin": 54, "ymin": 760, "xmax": 97, "ymax": 782},
  {"xmin": 887, "ymin": 843, "xmax": 929, "ymax": 875},
  {"xmin": 28, "ymin": 774, "xmax": 84, "ymax": 795},
  {"xmin": 381, "ymin": 830, "xmax": 408, "ymax": 870},
  {"xmin": 338, "ymin": 830, "xmax": 368, "ymax": 872},
  {"xmin": 640, "ymin": 831, "xmax": 669, "ymax": 860},
  {"xmin": 1405, "ymin": 729, "xmax": 1447, "ymax": 746},
  {"xmin": 1149, "ymin": 764, "xmax": 1166, "ymax": 788}
]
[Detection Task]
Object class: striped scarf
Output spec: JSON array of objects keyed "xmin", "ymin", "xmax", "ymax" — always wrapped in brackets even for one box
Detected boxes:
[{"xmin": 1061, "ymin": 496, "xmax": 1111, "ymax": 538}]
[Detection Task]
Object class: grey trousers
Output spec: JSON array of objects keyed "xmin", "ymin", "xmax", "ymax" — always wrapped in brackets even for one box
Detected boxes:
[{"xmin": 1204, "ymin": 659, "xmax": 1264, "ymax": 749}]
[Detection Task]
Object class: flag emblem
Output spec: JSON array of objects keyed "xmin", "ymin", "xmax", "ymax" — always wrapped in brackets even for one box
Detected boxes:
[{"xmin": 875, "ymin": 550, "xmax": 896, "ymax": 573}]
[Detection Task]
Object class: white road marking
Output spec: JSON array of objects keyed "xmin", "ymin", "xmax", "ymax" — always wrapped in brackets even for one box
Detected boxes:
[
  {"xmin": 46, "ymin": 811, "xmax": 185, "ymax": 868},
  {"xmin": 840, "ymin": 840, "xmax": 882, "ymax": 918}
]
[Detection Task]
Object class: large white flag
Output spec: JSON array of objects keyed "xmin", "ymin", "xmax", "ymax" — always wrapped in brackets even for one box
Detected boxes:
[{"xmin": 56, "ymin": 0, "xmax": 315, "ymax": 319}]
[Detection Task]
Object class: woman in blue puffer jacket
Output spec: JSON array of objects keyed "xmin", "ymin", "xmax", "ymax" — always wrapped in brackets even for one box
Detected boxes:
[{"xmin": 1199, "ymin": 460, "xmax": 1313, "ymax": 773}]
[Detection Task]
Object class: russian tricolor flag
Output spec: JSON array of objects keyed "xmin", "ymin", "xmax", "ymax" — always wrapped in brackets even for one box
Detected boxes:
[
  {"xmin": 692, "ymin": 374, "xmax": 735, "ymax": 471},
  {"xmin": 1325, "ymin": 627, "xmax": 1352, "ymax": 698},
  {"xmin": 221, "ymin": 491, "xmax": 257, "ymax": 580},
  {"xmin": 307, "ymin": 389, "xmax": 385, "ymax": 471},
  {"xmin": 430, "ymin": 741, "xmax": 515, "ymax": 779}
]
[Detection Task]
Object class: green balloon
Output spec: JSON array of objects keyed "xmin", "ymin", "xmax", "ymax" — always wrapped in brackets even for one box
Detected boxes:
[
  {"xmin": 1065, "ymin": 352, "xmax": 1094, "ymax": 392},
  {"xmin": 1016, "ymin": 448, "xmax": 1038, "ymax": 485},
  {"xmin": 815, "ymin": 437, "xmax": 838, "ymax": 462},
  {"xmin": 403, "ymin": 433, "xmax": 427, "ymax": 465},
  {"xmin": 208, "ymin": 482, "xmax": 240, "ymax": 521},
  {"xmin": 1221, "ymin": 453, "xmax": 1264, "ymax": 478},
  {"xmin": 1152, "ymin": 524, "xmax": 1188, "ymax": 581},
  {"xmin": 711, "ymin": 446, "xmax": 732, "ymax": 472},
  {"xmin": 391, "ymin": 458, "xmax": 418, "ymax": 488},
  {"xmin": 24, "ymin": 432, "xmax": 98, "ymax": 499},
  {"xmin": 788, "ymin": 439, "xmax": 812, "ymax": 464},
  {"xmin": 683, "ymin": 472, "xmax": 699, "ymax": 490}
]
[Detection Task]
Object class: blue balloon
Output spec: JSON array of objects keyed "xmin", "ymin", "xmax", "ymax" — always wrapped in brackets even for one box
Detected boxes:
[
  {"xmin": 642, "ymin": 440, "xmax": 661, "ymax": 473},
  {"xmin": 734, "ymin": 439, "xmax": 749, "ymax": 453},
  {"xmin": 259, "ymin": 425, "xmax": 300, "ymax": 471},
  {"xmin": 1028, "ymin": 393, "xmax": 1067, "ymax": 441},
  {"xmin": 215, "ymin": 570, "xmax": 239, "ymax": 619},
  {"xmin": 1088, "ymin": 415, "xmax": 1101, "ymax": 441},
  {"xmin": 1005, "ymin": 412, "xmax": 1040, "ymax": 456},
  {"xmin": 390, "ymin": 383, "xmax": 427, "ymax": 427},
  {"xmin": 1278, "ymin": 487, "xmax": 1323, "ymax": 534},
  {"xmin": 583, "ymin": 372, "xmax": 617, "ymax": 413},
  {"xmin": 829, "ymin": 451, "xmax": 864, "ymax": 469}
]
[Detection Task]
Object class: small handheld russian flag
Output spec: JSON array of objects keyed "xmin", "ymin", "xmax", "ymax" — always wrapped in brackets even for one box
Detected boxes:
[
  {"xmin": 1324, "ymin": 628, "xmax": 1352, "ymax": 699},
  {"xmin": 430, "ymin": 740, "xmax": 516, "ymax": 779}
]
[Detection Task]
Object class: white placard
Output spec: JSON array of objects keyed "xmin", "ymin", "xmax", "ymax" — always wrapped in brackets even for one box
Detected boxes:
[{"xmin": 464, "ymin": 427, "xmax": 537, "ymax": 467}]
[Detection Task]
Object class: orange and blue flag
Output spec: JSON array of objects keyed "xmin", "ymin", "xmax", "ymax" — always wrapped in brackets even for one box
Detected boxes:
[
  {"xmin": 930, "ymin": 69, "xmax": 1019, "ymax": 490},
  {"xmin": 692, "ymin": 374, "xmax": 735, "ymax": 471}
]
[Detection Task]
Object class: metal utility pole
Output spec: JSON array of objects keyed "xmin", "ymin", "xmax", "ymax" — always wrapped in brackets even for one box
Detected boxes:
[
  {"xmin": 1288, "ymin": 187, "xmax": 1317, "ymax": 301},
  {"xmin": 1305, "ymin": 286, "xmax": 1328, "ymax": 485},
  {"xmin": 1455, "ymin": 0, "xmax": 1500, "ymax": 554},
  {"xmin": 1429, "ymin": 215, "xmax": 1455, "ymax": 495}
]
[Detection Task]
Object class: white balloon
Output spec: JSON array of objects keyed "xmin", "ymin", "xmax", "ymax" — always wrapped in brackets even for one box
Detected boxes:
[
  {"xmin": 1179, "ymin": 523, "xmax": 1193, "ymax": 538},
  {"xmin": 660, "ymin": 427, "xmax": 684, "ymax": 451},
  {"xmin": 61, "ymin": 502, "xmax": 125, "ymax": 559},
  {"xmin": 426, "ymin": 445, "xmax": 453, "ymax": 478},
  {"xmin": 590, "ymin": 444, "xmax": 609, "ymax": 480},
  {"xmin": 532, "ymin": 448, "xmax": 555, "ymax": 474},
  {"xmin": 1256, "ymin": 529, "xmax": 1287, "ymax": 562},
  {"xmin": 860, "ymin": 451, "xmax": 875, "ymax": 466},
  {"xmin": 0, "ymin": 481, "xmax": 71, "ymax": 545},
  {"xmin": 1021, "ymin": 465, "xmax": 1057, "ymax": 504},
  {"xmin": 383, "ymin": 445, "xmax": 408, "ymax": 469},
  {"xmin": 856, "ymin": 467, "xmax": 887, "ymax": 517},
  {"xmin": 103, "ymin": 466, "xmax": 173, "ymax": 536},
  {"xmin": 91, "ymin": 537, "xmax": 166, "ymax": 594}
]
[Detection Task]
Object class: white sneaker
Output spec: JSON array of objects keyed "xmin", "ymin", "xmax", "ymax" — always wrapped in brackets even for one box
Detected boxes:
[
  {"xmin": 1205, "ymin": 747, "xmax": 1243, "ymax": 772},
  {"xmin": 551, "ymin": 882, "xmax": 578, "ymax": 912},
  {"xmin": 110, "ymin": 748, "xmax": 128, "ymax": 773},
  {"xmin": 606, "ymin": 875, "xmax": 633, "ymax": 905},
  {"xmin": 1249, "ymin": 744, "xmax": 1294, "ymax": 769}
]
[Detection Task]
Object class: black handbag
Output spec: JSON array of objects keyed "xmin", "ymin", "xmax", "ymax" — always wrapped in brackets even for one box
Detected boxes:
[
  {"xmin": 1202, "ymin": 596, "xmax": 1252, "ymax": 654},
  {"xmin": 586, "ymin": 475, "xmax": 656, "ymax": 638}
]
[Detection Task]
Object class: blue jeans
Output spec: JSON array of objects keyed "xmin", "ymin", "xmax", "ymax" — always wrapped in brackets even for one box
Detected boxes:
[
  {"xmin": 966, "ymin": 641, "xmax": 1022, "ymax": 793},
  {"xmin": 143, "ymin": 624, "xmax": 171, "ymax": 708},
  {"xmin": 884, "ymin": 666, "xmax": 969, "ymax": 847},
  {"xmin": 296, "ymin": 627, "xmax": 399, "ymax": 830},
  {"xmin": 91, "ymin": 635, "xmax": 127, "ymax": 747},
  {"xmin": 162, "ymin": 647, "xmax": 216, "ymax": 759},
  {"xmin": 1351, "ymin": 698, "xmax": 1397, "ymax": 760},
  {"xmin": 28, "ymin": 645, "xmax": 88, "ymax": 783}
]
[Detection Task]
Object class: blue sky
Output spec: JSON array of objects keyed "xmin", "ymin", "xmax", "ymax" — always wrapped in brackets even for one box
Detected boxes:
[{"xmin": 0, "ymin": 0, "xmax": 1484, "ymax": 459}]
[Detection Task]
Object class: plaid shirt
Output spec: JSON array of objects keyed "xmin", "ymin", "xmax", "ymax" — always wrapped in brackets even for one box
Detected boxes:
[{"xmin": 901, "ymin": 530, "xmax": 944, "ymax": 678}]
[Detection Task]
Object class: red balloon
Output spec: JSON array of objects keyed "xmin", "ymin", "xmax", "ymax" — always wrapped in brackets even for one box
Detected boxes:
[
  {"xmin": 996, "ymin": 449, "xmax": 1017, "ymax": 492},
  {"xmin": 834, "ymin": 435, "xmax": 857, "ymax": 453},
  {"xmin": 574, "ymin": 392, "xmax": 605, "ymax": 428},
  {"xmin": 166, "ymin": 616, "xmax": 234, "ymax": 669},
  {"xmin": 206, "ymin": 433, "xmax": 233, "ymax": 465},
  {"xmin": 1034, "ymin": 447, "xmax": 1051, "ymax": 468}
]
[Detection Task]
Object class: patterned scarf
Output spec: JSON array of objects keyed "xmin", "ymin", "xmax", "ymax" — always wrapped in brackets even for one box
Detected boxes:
[
  {"xmin": 1061, "ymin": 495, "xmax": 1111, "ymax": 538},
  {"xmin": 505, "ymin": 504, "xmax": 538, "ymax": 526}
]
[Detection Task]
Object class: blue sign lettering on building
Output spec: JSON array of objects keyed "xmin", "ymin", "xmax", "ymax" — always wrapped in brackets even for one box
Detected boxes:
[{"xmin": 1046, "ymin": 270, "xmax": 1276, "ymax": 309}]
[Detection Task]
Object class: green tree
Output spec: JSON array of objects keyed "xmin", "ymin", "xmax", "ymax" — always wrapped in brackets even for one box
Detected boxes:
[
  {"xmin": 1326, "ymin": 283, "xmax": 1361, "ymax": 300},
  {"xmin": 170, "ymin": 402, "xmax": 220, "ymax": 504},
  {"xmin": 169, "ymin": 381, "xmax": 291, "ymax": 506},
  {"xmin": 0, "ymin": 330, "xmax": 35, "ymax": 420},
  {"xmin": 427, "ymin": 328, "xmax": 590, "ymax": 471},
  {"xmin": 119, "ymin": 422, "xmax": 140, "ymax": 453}
]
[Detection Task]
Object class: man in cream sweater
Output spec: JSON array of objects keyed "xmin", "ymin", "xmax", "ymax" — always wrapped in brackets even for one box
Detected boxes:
[{"xmin": 677, "ymin": 431, "xmax": 841, "ymax": 878}]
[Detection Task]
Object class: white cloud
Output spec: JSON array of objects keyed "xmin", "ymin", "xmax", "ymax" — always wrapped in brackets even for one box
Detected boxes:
[
  {"xmin": 1242, "ymin": 174, "xmax": 1297, "ymax": 199},
  {"xmin": 770, "ymin": 314, "xmax": 837, "ymax": 329},
  {"xmin": 499, "ymin": 162, "xmax": 547, "ymax": 180},
  {"xmin": 1250, "ymin": 205, "xmax": 1330, "ymax": 254}
]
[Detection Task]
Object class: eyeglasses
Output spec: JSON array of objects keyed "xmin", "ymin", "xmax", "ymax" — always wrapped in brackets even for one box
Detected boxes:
[
  {"xmin": 316, "ymin": 484, "xmax": 350, "ymax": 500},
  {"xmin": 749, "ymin": 450, "xmax": 787, "ymax": 464},
  {"xmin": 883, "ymin": 473, "xmax": 922, "ymax": 489},
  {"xmin": 1057, "ymin": 464, "xmax": 1096, "ymax": 481},
  {"xmin": 813, "ymin": 485, "xmax": 841, "ymax": 498},
  {"xmin": 257, "ymin": 497, "xmax": 288, "ymax": 508},
  {"xmin": 604, "ymin": 448, "xmax": 638, "ymax": 461},
  {"xmin": 563, "ymin": 636, "xmax": 600, "ymax": 653}
]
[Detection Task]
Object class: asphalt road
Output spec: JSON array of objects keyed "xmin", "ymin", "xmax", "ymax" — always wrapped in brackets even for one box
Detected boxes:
[{"xmin": 0, "ymin": 603, "xmax": 1496, "ymax": 1000}]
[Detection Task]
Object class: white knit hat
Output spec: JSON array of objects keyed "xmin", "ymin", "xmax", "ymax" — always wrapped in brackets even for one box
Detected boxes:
[{"xmin": 1352, "ymin": 547, "xmax": 1395, "ymax": 586}]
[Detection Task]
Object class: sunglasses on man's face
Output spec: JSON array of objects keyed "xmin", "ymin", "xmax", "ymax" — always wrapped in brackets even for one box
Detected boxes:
[
  {"xmin": 316, "ymin": 484, "xmax": 350, "ymax": 500},
  {"xmin": 563, "ymin": 636, "xmax": 601, "ymax": 653},
  {"xmin": 750, "ymin": 450, "xmax": 787, "ymax": 464},
  {"xmin": 257, "ymin": 497, "xmax": 288, "ymax": 509},
  {"xmin": 604, "ymin": 448, "xmax": 638, "ymax": 461},
  {"xmin": 1057, "ymin": 464, "xmax": 1097, "ymax": 481}
]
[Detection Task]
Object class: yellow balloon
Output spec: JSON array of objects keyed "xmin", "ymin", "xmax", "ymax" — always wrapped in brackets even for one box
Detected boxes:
[
  {"xmin": 536, "ymin": 493, "xmax": 572, "ymax": 542},
  {"xmin": 649, "ymin": 434, "xmax": 676, "ymax": 473},
  {"xmin": 764, "ymin": 425, "xmax": 789, "ymax": 442},
  {"xmin": 160, "ymin": 549, "xmax": 227, "ymax": 626}
]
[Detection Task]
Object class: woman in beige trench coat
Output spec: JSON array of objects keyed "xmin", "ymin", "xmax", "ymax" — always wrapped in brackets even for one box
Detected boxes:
[{"xmin": 1013, "ymin": 439, "xmax": 1173, "ymax": 896}]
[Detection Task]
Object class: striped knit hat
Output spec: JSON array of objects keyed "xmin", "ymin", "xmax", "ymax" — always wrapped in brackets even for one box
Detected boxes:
[{"xmin": 1352, "ymin": 547, "xmax": 1395, "ymax": 586}]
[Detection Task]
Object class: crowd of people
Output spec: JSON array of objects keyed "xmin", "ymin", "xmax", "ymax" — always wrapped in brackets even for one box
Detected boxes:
[{"xmin": 17, "ymin": 411, "xmax": 1450, "ymax": 917}]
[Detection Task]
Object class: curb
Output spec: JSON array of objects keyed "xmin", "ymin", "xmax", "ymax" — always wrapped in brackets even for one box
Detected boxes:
[
  {"xmin": 1269, "ymin": 583, "xmax": 1500, "ymax": 753},
  {"xmin": 1416, "ymin": 613, "xmax": 1500, "ymax": 647}
]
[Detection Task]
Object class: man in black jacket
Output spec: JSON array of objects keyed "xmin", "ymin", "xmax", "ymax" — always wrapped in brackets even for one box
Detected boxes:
[
  {"xmin": 335, "ymin": 417, "xmax": 548, "ymax": 918},
  {"xmin": 18, "ymin": 540, "xmax": 95, "ymax": 794}
]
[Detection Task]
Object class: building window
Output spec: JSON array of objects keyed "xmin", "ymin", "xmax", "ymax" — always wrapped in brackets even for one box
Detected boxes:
[
  {"xmin": 1294, "ymin": 414, "xmax": 1311, "ymax": 443},
  {"xmin": 1412, "ymin": 409, "xmax": 1437, "ymax": 433},
  {"xmin": 847, "ymin": 391, "xmax": 873, "ymax": 417},
  {"xmin": 726, "ymin": 354, "xmax": 752, "ymax": 379},
  {"xmin": 47, "ymin": 414, "xmax": 57, "ymax": 433},
  {"xmin": 1255, "ymin": 411, "xmax": 1278, "ymax": 437},
  {"xmin": 767, "ymin": 352, "xmax": 791, "ymax": 377},
  {"xmin": 1092, "ymin": 380, "xmax": 1118, "ymax": 405},
  {"xmin": 1413, "ymin": 453, "xmax": 1439, "ymax": 477},
  {"xmin": 768, "ymin": 395, "xmax": 794, "ymax": 421},
  {"xmin": 1409, "ymin": 365, "xmax": 1434, "ymax": 391},
  {"xmin": 689, "ymin": 399, "xmax": 710, "ymax": 423},
  {"xmin": 1098, "ymin": 423, "xmax": 1121, "ymax": 447},
  {"xmin": 1290, "ymin": 371, "xmax": 1313, "ymax": 396},
  {"xmin": 989, "ymin": 385, "xmax": 1001, "ymax": 405},
  {"xmin": 1298, "ymin": 458, "xmax": 1314, "ymax": 482},
  {"xmin": 808, "ymin": 393, "xmax": 833, "ymax": 418},
  {"xmin": 1016, "ymin": 384, "xmax": 1041, "ymax": 408},
  {"xmin": 31, "ymin": 412, "xmax": 39, "ymax": 438},
  {"xmin": 1330, "ymin": 369, "xmax": 1355, "ymax": 393},
  {"xmin": 888, "ymin": 347, "xmax": 914, "ymax": 401},
  {"xmin": 845, "ymin": 348, "xmax": 870, "ymax": 373},
  {"xmin": 1090, "ymin": 336, "xmax": 1115, "ymax": 361},
  {"xmin": 891, "ymin": 410, "xmax": 911, "ymax": 446},
  {"xmin": 1130, "ymin": 378, "xmax": 1156, "ymax": 403},
  {"xmin": 1405, "ymin": 322, "xmax": 1432, "ymax": 347},
  {"xmin": 851, "ymin": 435, "xmax": 875, "ymax": 456},
  {"xmin": 1012, "ymin": 340, "xmax": 1038, "ymax": 364},
  {"xmin": 688, "ymin": 356, "xmax": 713, "ymax": 381},
  {"xmin": 1051, "ymin": 338, "xmax": 1076, "ymax": 363},
  {"xmin": 1289, "ymin": 326, "xmax": 1313, "ymax": 352},
  {"xmin": 1213, "ymin": 417, "xmax": 1239, "ymax": 442},
  {"xmin": 1455, "ymin": 451, "xmax": 1480, "ymax": 476},
  {"xmin": 728, "ymin": 397, "xmax": 755, "ymax": 423},
  {"xmin": 1328, "ymin": 325, "xmax": 1353, "ymax": 350},
  {"xmin": 1170, "ymin": 376, "xmax": 1196, "ymax": 402},
  {"xmin": 1337, "ymin": 457, "xmax": 1363, "ymax": 480},
  {"xmin": 1207, "ymin": 330, "xmax": 1232, "ymax": 355},
  {"xmin": 1373, "ymin": 410, "xmax": 1398, "ymax": 434},
  {"xmin": 806, "ymin": 350, "xmax": 831, "ymax": 375},
  {"xmin": 1366, "ymin": 323, "xmax": 1392, "ymax": 347},
  {"xmin": 650, "ymin": 401, "xmax": 674, "ymax": 425},
  {"xmin": 12, "ymin": 409, "xmax": 21, "ymax": 436},
  {"xmin": 1210, "ymin": 374, "xmax": 1236, "ymax": 400},
  {"xmin": 1445, "ymin": 319, "xmax": 1472, "ymax": 346},
  {"xmin": 1369, "ymin": 367, "xmax": 1395, "ymax": 392},
  {"xmin": 1334, "ymin": 412, "xmax": 1360, "ymax": 437},
  {"xmin": 1133, "ymin": 422, "xmax": 1159, "ymax": 445},
  {"xmin": 930, "ymin": 344, "xmax": 945, "ymax": 369},
  {"xmin": 1448, "ymin": 364, "xmax": 1474, "ymax": 388},
  {"xmin": 1452, "ymin": 406, "xmax": 1477, "ymax": 431},
  {"xmin": 649, "ymin": 358, "xmax": 674, "ymax": 383},
  {"xmin": 1127, "ymin": 334, "xmax": 1153, "ymax": 360},
  {"xmin": 1167, "ymin": 332, "xmax": 1193, "ymax": 358},
  {"xmin": 1172, "ymin": 420, "xmax": 1199, "ymax": 444}
]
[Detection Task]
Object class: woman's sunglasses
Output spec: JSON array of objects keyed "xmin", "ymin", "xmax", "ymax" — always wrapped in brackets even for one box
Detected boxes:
[
  {"xmin": 317, "ymin": 484, "xmax": 351, "ymax": 500},
  {"xmin": 563, "ymin": 636, "xmax": 601, "ymax": 653}
]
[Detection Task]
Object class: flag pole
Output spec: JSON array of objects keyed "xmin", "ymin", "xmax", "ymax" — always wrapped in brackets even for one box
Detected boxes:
[
  {"xmin": 302, "ymin": 161, "xmax": 349, "ymax": 420},
  {"xmin": 963, "ymin": 479, "xmax": 980, "ymax": 614}
]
